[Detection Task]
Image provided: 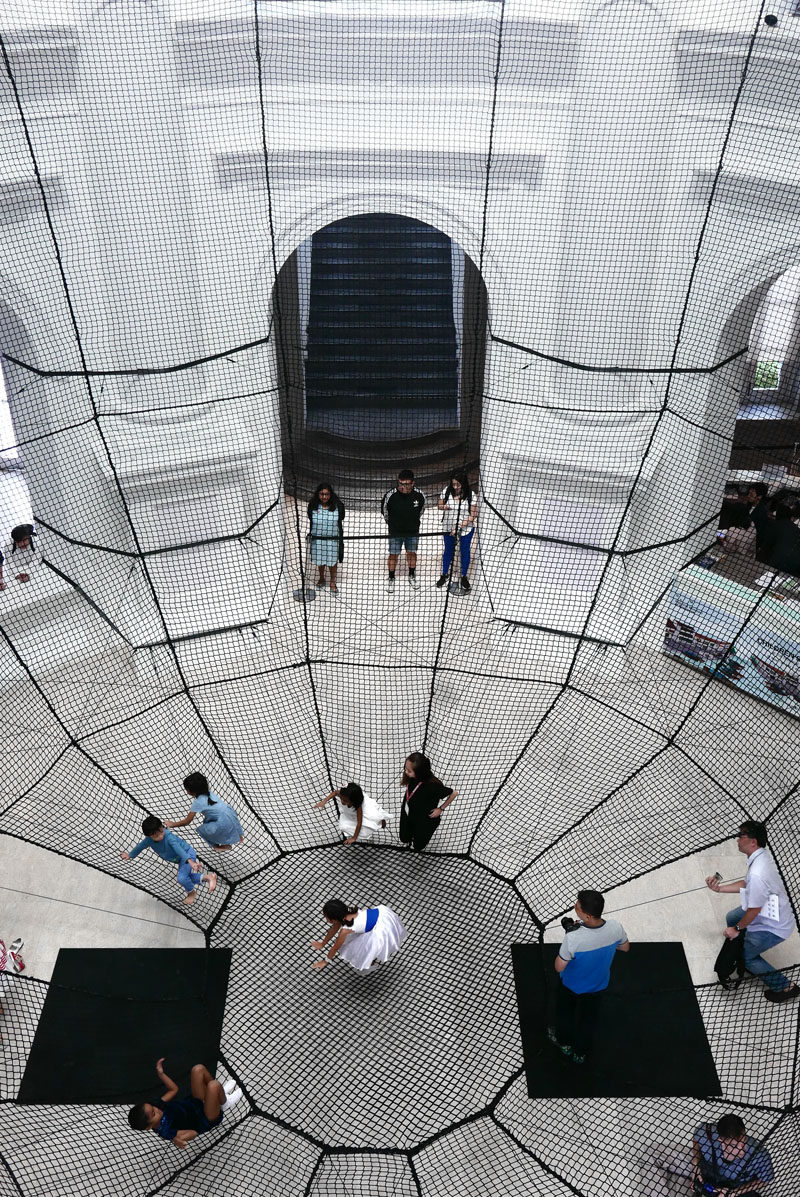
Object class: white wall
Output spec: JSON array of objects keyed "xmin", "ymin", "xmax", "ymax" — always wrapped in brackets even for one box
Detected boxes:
[{"xmin": 0, "ymin": 0, "xmax": 799, "ymax": 644}]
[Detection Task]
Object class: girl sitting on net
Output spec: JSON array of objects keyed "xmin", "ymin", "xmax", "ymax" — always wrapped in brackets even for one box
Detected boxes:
[
  {"xmin": 311, "ymin": 899, "xmax": 406, "ymax": 971},
  {"xmin": 0, "ymin": 523, "xmax": 38, "ymax": 588},
  {"xmin": 313, "ymin": 783, "xmax": 390, "ymax": 844},
  {"xmin": 164, "ymin": 772, "xmax": 244, "ymax": 852}
]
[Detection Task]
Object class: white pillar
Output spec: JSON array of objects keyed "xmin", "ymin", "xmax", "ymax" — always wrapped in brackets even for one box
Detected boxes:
[{"xmin": 479, "ymin": 1, "xmax": 692, "ymax": 644}]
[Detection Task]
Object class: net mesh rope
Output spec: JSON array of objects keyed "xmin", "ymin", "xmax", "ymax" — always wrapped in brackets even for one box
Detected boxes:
[{"xmin": 0, "ymin": 0, "xmax": 799, "ymax": 1194}]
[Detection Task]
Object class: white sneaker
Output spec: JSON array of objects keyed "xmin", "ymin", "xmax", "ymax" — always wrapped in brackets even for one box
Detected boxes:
[
  {"xmin": 223, "ymin": 1077, "xmax": 239, "ymax": 1095},
  {"xmin": 408, "ymin": 575, "xmax": 420, "ymax": 590},
  {"xmin": 223, "ymin": 1085, "xmax": 244, "ymax": 1108},
  {"xmin": 386, "ymin": 577, "xmax": 395, "ymax": 593}
]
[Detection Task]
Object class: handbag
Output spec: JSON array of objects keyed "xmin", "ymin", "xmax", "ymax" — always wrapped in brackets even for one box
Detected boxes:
[{"xmin": 714, "ymin": 930, "xmax": 745, "ymax": 988}]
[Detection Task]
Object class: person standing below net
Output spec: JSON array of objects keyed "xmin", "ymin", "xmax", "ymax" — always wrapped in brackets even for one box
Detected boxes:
[
  {"xmin": 436, "ymin": 472, "xmax": 478, "ymax": 592},
  {"xmin": 311, "ymin": 898, "xmax": 407, "ymax": 971},
  {"xmin": 120, "ymin": 815, "xmax": 217, "ymax": 905},
  {"xmin": 381, "ymin": 469, "xmax": 425, "ymax": 593},
  {"xmin": 307, "ymin": 482, "xmax": 345, "ymax": 596},
  {"xmin": 127, "ymin": 1058, "xmax": 242, "ymax": 1149},
  {"xmin": 705, "ymin": 820, "xmax": 799, "ymax": 1003},
  {"xmin": 548, "ymin": 889, "xmax": 629, "ymax": 1065},
  {"xmin": 164, "ymin": 772, "xmax": 244, "ymax": 852},
  {"xmin": 640, "ymin": 1112, "xmax": 774, "ymax": 1194},
  {"xmin": 398, "ymin": 751, "xmax": 458, "ymax": 852}
]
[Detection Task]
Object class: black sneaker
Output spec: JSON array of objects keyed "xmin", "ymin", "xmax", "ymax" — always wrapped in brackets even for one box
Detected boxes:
[
  {"xmin": 718, "ymin": 975, "xmax": 743, "ymax": 991},
  {"xmin": 763, "ymin": 983, "xmax": 800, "ymax": 1003},
  {"xmin": 460, "ymin": 576, "xmax": 471, "ymax": 592},
  {"xmin": 435, "ymin": 575, "xmax": 448, "ymax": 588}
]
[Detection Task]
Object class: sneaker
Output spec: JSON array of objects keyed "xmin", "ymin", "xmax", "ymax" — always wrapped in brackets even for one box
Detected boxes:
[
  {"xmin": 718, "ymin": 975, "xmax": 743, "ymax": 991},
  {"xmin": 763, "ymin": 983, "xmax": 800, "ymax": 1003},
  {"xmin": 386, "ymin": 577, "xmax": 395, "ymax": 593},
  {"xmin": 460, "ymin": 576, "xmax": 471, "ymax": 592},
  {"xmin": 546, "ymin": 1027, "xmax": 572, "ymax": 1058},
  {"xmin": 223, "ymin": 1085, "xmax": 244, "ymax": 1108},
  {"xmin": 435, "ymin": 574, "xmax": 448, "ymax": 588},
  {"xmin": 315, "ymin": 579, "xmax": 325, "ymax": 589},
  {"xmin": 408, "ymin": 575, "xmax": 420, "ymax": 590},
  {"xmin": 223, "ymin": 1077, "xmax": 240, "ymax": 1096}
]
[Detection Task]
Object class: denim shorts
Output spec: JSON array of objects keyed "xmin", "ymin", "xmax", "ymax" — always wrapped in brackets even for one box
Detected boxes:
[{"xmin": 388, "ymin": 535, "xmax": 419, "ymax": 553}]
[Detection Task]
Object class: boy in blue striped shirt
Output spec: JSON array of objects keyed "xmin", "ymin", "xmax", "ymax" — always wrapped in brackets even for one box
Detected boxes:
[{"xmin": 549, "ymin": 888, "xmax": 629, "ymax": 1064}]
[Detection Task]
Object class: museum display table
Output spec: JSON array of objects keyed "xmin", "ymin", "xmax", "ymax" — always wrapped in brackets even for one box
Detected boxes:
[{"xmin": 664, "ymin": 551, "xmax": 800, "ymax": 716}]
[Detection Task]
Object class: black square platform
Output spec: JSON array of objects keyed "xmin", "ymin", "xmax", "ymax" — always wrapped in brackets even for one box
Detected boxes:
[
  {"xmin": 18, "ymin": 948, "xmax": 231, "ymax": 1104},
  {"xmin": 512, "ymin": 942, "xmax": 721, "ymax": 1098}
]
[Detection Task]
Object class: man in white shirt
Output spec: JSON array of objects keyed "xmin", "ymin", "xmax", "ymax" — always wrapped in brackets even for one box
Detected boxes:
[{"xmin": 706, "ymin": 820, "xmax": 798, "ymax": 1003}]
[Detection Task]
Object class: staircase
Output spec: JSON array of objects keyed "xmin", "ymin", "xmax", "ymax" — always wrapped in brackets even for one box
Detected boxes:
[{"xmin": 304, "ymin": 213, "xmax": 459, "ymax": 413}]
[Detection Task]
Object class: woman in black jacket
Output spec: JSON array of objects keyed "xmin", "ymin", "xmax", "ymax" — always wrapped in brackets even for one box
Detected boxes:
[
  {"xmin": 398, "ymin": 751, "xmax": 458, "ymax": 852},
  {"xmin": 307, "ymin": 482, "xmax": 345, "ymax": 594}
]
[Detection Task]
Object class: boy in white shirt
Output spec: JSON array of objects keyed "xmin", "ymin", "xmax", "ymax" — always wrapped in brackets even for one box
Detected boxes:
[{"xmin": 706, "ymin": 820, "xmax": 798, "ymax": 1003}]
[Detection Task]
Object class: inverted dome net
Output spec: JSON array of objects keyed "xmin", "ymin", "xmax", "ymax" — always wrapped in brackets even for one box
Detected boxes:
[{"xmin": 0, "ymin": 1, "xmax": 799, "ymax": 1194}]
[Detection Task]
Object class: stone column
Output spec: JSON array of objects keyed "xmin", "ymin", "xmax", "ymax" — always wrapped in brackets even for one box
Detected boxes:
[
  {"xmin": 37, "ymin": 0, "xmax": 287, "ymax": 644},
  {"xmin": 480, "ymin": 1, "xmax": 691, "ymax": 645}
]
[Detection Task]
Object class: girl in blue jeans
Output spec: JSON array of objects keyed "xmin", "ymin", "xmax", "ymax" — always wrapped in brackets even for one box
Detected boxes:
[{"xmin": 436, "ymin": 473, "xmax": 478, "ymax": 592}]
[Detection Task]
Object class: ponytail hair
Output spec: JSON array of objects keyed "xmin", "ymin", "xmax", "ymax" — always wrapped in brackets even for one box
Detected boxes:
[
  {"xmin": 339, "ymin": 783, "xmax": 364, "ymax": 809},
  {"xmin": 322, "ymin": 899, "xmax": 358, "ymax": 924},
  {"xmin": 184, "ymin": 772, "xmax": 216, "ymax": 805}
]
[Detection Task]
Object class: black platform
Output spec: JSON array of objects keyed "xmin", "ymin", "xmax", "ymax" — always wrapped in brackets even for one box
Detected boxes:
[
  {"xmin": 512, "ymin": 942, "xmax": 721, "ymax": 1098},
  {"xmin": 18, "ymin": 949, "xmax": 231, "ymax": 1104}
]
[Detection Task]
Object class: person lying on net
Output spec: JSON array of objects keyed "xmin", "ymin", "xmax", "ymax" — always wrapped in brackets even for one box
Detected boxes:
[
  {"xmin": 127, "ymin": 1059, "xmax": 242, "ymax": 1149},
  {"xmin": 120, "ymin": 815, "xmax": 217, "ymax": 906}
]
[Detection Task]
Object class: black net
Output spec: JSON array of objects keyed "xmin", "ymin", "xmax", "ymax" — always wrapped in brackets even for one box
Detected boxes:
[{"xmin": 1, "ymin": 0, "xmax": 799, "ymax": 1194}]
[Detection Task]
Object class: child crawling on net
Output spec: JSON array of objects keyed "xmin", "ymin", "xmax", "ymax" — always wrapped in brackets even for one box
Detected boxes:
[
  {"xmin": 313, "ymin": 782, "xmax": 390, "ymax": 844},
  {"xmin": 127, "ymin": 1058, "xmax": 242, "ymax": 1149}
]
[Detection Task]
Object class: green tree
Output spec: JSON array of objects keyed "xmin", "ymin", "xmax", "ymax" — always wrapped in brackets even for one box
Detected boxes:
[{"xmin": 754, "ymin": 360, "xmax": 781, "ymax": 390}]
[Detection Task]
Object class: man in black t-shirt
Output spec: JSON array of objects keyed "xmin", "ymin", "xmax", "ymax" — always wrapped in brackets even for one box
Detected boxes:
[{"xmin": 381, "ymin": 469, "xmax": 426, "ymax": 593}]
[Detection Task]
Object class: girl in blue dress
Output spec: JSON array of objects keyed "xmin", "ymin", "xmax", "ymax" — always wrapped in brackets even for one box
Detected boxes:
[
  {"xmin": 164, "ymin": 772, "xmax": 244, "ymax": 852},
  {"xmin": 307, "ymin": 482, "xmax": 345, "ymax": 595}
]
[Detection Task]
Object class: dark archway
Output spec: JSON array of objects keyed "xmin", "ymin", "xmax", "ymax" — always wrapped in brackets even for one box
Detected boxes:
[{"xmin": 273, "ymin": 212, "xmax": 486, "ymax": 503}]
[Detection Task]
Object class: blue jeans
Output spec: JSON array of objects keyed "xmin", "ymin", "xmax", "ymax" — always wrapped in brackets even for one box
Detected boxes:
[
  {"xmin": 388, "ymin": 535, "xmax": 419, "ymax": 554},
  {"xmin": 726, "ymin": 906, "xmax": 790, "ymax": 991},
  {"xmin": 177, "ymin": 852, "xmax": 202, "ymax": 894},
  {"xmin": 441, "ymin": 528, "xmax": 474, "ymax": 576}
]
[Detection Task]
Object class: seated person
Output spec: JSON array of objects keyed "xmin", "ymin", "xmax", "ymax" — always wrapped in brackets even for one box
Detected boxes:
[
  {"xmin": 692, "ymin": 1113, "xmax": 773, "ymax": 1195},
  {"xmin": 127, "ymin": 1058, "xmax": 241, "ymax": 1149},
  {"xmin": 639, "ymin": 1113, "xmax": 773, "ymax": 1195},
  {"xmin": 1, "ymin": 523, "xmax": 38, "ymax": 586}
]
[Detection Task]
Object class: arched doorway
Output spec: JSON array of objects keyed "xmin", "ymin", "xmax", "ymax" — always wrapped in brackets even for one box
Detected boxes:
[{"xmin": 272, "ymin": 212, "xmax": 487, "ymax": 502}]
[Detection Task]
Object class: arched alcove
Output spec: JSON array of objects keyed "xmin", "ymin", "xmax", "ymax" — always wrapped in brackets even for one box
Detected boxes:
[{"xmin": 271, "ymin": 212, "xmax": 487, "ymax": 503}]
